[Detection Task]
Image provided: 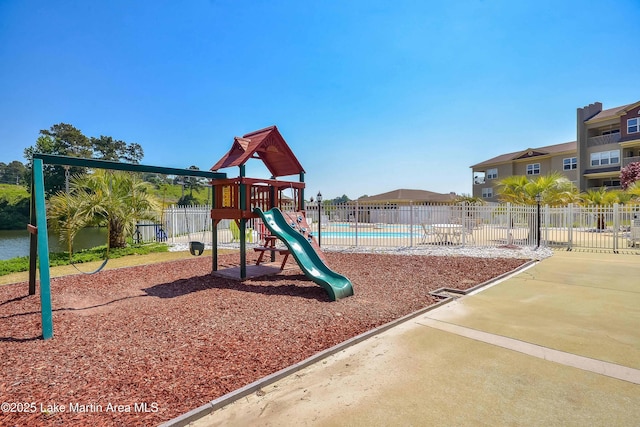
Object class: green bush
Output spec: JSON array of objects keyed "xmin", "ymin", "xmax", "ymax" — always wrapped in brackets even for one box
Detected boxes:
[
  {"xmin": 0, "ymin": 184, "xmax": 30, "ymax": 230},
  {"xmin": 0, "ymin": 256, "xmax": 30, "ymax": 276}
]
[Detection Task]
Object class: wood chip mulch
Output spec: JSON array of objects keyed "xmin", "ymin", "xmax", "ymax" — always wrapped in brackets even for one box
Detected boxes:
[{"xmin": 0, "ymin": 252, "xmax": 527, "ymax": 426}]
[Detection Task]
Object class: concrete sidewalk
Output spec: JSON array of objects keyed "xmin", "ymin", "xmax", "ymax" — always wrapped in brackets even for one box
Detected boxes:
[{"xmin": 183, "ymin": 251, "xmax": 640, "ymax": 427}]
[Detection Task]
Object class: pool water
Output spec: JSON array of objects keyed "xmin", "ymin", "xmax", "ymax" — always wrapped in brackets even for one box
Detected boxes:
[{"xmin": 321, "ymin": 231, "xmax": 421, "ymax": 238}]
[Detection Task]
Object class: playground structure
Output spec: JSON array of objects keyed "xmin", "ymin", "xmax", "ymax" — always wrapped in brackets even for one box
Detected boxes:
[
  {"xmin": 27, "ymin": 126, "xmax": 353, "ymax": 339},
  {"xmin": 209, "ymin": 126, "xmax": 353, "ymax": 298},
  {"xmin": 209, "ymin": 126, "xmax": 305, "ymax": 275}
]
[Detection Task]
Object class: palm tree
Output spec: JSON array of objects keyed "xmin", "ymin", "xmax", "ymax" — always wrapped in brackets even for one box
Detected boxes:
[
  {"xmin": 580, "ymin": 187, "xmax": 628, "ymax": 230},
  {"xmin": 580, "ymin": 187, "xmax": 623, "ymax": 205},
  {"xmin": 496, "ymin": 172, "xmax": 580, "ymax": 243},
  {"xmin": 47, "ymin": 191, "xmax": 85, "ymax": 255},
  {"xmin": 627, "ymin": 182, "xmax": 640, "ymax": 201},
  {"xmin": 454, "ymin": 194, "xmax": 486, "ymax": 205},
  {"xmin": 497, "ymin": 172, "xmax": 580, "ymax": 205},
  {"xmin": 48, "ymin": 170, "xmax": 161, "ymax": 252}
]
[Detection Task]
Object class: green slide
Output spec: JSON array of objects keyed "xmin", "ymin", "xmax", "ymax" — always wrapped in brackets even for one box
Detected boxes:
[{"xmin": 253, "ymin": 208, "xmax": 354, "ymax": 301}]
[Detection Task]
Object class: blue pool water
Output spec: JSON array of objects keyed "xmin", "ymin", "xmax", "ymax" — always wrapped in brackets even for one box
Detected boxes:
[
  {"xmin": 321, "ymin": 231, "xmax": 420, "ymax": 238},
  {"xmin": 333, "ymin": 223, "xmax": 408, "ymax": 229}
]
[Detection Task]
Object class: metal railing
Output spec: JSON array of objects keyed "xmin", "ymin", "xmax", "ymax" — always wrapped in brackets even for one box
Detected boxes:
[
  {"xmin": 305, "ymin": 202, "xmax": 539, "ymax": 248},
  {"xmin": 544, "ymin": 203, "xmax": 640, "ymax": 251},
  {"xmin": 623, "ymin": 156, "xmax": 640, "ymax": 167},
  {"xmin": 587, "ymin": 133, "xmax": 621, "ymax": 147},
  {"xmin": 156, "ymin": 202, "xmax": 640, "ymax": 253},
  {"xmin": 587, "ymin": 186, "xmax": 622, "ymax": 191},
  {"xmin": 303, "ymin": 201, "xmax": 640, "ymax": 252}
]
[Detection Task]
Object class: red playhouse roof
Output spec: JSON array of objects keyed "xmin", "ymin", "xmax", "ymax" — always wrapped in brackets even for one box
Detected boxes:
[{"xmin": 211, "ymin": 126, "xmax": 305, "ymax": 178}]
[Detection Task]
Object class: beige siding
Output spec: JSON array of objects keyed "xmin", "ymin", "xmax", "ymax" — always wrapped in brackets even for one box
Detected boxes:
[
  {"xmin": 496, "ymin": 164, "xmax": 513, "ymax": 179},
  {"xmin": 513, "ymin": 157, "xmax": 552, "ymax": 176},
  {"xmin": 550, "ymin": 154, "xmax": 577, "ymax": 181}
]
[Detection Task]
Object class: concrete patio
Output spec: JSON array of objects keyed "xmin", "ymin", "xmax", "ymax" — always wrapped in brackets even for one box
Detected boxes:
[{"xmin": 170, "ymin": 250, "xmax": 640, "ymax": 427}]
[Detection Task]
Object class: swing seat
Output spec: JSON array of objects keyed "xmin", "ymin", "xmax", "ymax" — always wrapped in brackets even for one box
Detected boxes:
[{"xmin": 189, "ymin": 241, "xmax": 205, "ymax": 256}]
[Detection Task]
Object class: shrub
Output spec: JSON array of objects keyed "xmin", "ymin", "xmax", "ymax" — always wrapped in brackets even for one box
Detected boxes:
[{"xmin": 621, "ymin": 162, "xmax": 640, "ymax": 190}]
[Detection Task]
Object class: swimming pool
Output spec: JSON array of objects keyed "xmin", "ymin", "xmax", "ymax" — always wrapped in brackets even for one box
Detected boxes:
[
  {"xmin": 332, "ymin": 223, "xmax": 409, "ymax": 230},
  {"xmin": 321, "ymin": 231, "xmax": 421, "ymax": 239}
]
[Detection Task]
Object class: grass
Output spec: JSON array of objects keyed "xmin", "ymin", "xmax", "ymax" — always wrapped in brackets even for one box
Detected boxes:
[
  {"xmin": 0, "ymin": 183, "xmax": 29, "ymax": 203},
  {"xmin": 0, "ymin": 242, "xmax": 171, "ymax": 277},
  {"xmin": 0, "ymin": 247, "xmax": 238, "ymax": 286},
  {"xmin": 153, "ymin": 184, "xmax": 211, "ymax": 206}
]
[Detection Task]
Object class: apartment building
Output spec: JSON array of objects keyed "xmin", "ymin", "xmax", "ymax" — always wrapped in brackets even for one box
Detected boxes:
[{"xmin": 471, "ymin": 100, "xmax": 640, "ymax": 201}]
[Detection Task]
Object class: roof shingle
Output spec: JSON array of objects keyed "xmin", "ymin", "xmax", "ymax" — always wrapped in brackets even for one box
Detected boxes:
[
  {"xmin": 471, "ymin": 141, "xmax": 576, "ymax": 168},
  {"xmin": 358, "ymin": 189, "xmax": 456, "ymax": 203},
  {"xmin": 211, "ymin": 126, "xmax": 305, "ymax": 177}
]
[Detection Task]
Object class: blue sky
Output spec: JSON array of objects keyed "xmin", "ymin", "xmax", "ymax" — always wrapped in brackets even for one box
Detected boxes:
[{"xmin": 1, "ymin": 1, "xmax": 639, "ymax": 199}]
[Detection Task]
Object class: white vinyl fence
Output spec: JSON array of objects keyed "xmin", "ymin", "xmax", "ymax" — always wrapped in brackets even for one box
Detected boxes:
[
  {"xmin": 145, "ymin": 202, "xmax": 640, "ymax": 253},
  {"xmin": 137, "ymin": 205, "xmax": 244, "ymax": 246},
  {"xmin": 136, "ymin": 205, "xmax": 214, "ymax": 245}
]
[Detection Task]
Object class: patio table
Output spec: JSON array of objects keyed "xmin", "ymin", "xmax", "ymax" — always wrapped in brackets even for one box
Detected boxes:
[{"xmin": 432, "ymin": 224, "xmax": 463, "ymax": 244}]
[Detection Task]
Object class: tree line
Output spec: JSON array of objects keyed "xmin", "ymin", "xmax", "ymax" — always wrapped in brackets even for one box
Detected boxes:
[
  {"xmin": 0, "ymin": 123, "xmax": 206, "ymax": 236},
  {"xmin": 4, "ymin": 123, "xmax": 209, "ymax": 194},
  {"xmin": 23, "ymin": 122, "xmax": 145, "ymax": 196},
  {"xmin": 0, "ymin": 161, "xmax": 28, "ymax": 186}
]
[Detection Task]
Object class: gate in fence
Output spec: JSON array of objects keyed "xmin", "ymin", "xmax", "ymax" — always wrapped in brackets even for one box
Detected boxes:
[{"xmin": 544, "ymin": 203, "xmax": 640, "ymax": 252}]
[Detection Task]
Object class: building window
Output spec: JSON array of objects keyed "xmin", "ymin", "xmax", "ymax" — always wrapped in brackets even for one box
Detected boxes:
[
  {"xmin": 526, "ymin": 163, "xmax": 540, "ymax": 175},
  {"xmin": 602, "ymin": 129, "xmax": 620, "ymax": 135},
  {"xmin": 629, "ymin": 118, "xmax": 639, "ymax": 134},
  {"xmin": 602, "ymin": 179, "xmax": 621, "ymax": 188},
  {"xmin": 486, "ymin": 168, "xmax": 498, "ymax": 179},
  {"xmin": 590, "ymin": 150, "xmax": 620, "ymax": 166},
  {"xmin": 612, "ymin": 150, "xmax": 620, "ymax": 164},
  {"xmin": 563, "ymin": 157, "xmax": 577, "ymax": 170},
  {"xmin": 482, "ymin": 188, "xmax": 493, "ymax": 198}
]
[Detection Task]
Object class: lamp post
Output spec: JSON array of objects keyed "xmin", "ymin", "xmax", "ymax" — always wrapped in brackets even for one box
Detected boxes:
[
  {"xmin": 317, "ymin": 191, "xmax": 322, "ymax": 247},
  {"xmin": 535, "ymin": 193, "xmax": 542, "ymax": 249}
]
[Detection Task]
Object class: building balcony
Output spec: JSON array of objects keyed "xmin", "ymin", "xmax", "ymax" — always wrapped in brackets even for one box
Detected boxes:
[
  {"xmin": 623, "ymin": 156, "xmax": 640, "ymax": 167},
  {"xmin": 587, "ymin": 185, "xmax": 621, "ymax": 191},
  {"xmin": 587, "ymin": 133, "xmax": 621, "ymax": 147}
]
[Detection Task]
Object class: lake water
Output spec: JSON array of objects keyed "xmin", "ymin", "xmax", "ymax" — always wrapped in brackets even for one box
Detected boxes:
[{"xmin": 0, "ymin": 228, "xmax": 108, "ymax": 260}]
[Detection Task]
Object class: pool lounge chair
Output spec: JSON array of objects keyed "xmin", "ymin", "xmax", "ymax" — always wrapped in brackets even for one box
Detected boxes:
[{"xmin": 420, "ymin": 223, "xmax": 436, "ymax": 244}]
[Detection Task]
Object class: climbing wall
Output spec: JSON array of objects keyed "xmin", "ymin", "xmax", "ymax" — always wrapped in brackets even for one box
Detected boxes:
[{"xmin": 280, "ymin": 211, "xmax": 328, "ymax": 264}]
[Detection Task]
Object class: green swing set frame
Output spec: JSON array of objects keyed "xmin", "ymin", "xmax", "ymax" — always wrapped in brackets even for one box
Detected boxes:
[{"xmin": 28, "ymin": 153, "xmax": 226, "ymax": 339}]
